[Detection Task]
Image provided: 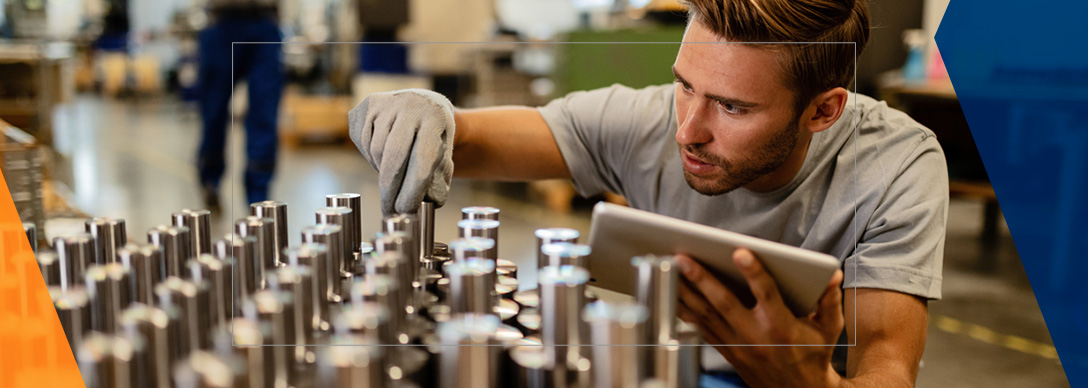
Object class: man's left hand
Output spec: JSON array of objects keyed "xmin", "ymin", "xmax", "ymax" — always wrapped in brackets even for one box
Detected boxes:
[{"xmin": 676, "ymin": 249, "xmax": 845, "ymax": 388}]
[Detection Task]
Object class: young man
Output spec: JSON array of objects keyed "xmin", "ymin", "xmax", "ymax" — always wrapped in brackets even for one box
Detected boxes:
[{"xmin": 349, "ymin": 0, "xmax": 947, "ymax": 386}]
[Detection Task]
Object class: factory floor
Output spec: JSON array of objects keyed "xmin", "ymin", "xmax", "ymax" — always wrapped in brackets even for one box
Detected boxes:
[{"xmin": 45, "ymin": 94, "xmax": 1068, "ymax": 387}]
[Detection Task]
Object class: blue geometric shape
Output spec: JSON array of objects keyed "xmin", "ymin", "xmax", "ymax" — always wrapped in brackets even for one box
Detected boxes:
[{"xmin": 937, "ymin": 1, "xmax": 1088, "ymax": 385}]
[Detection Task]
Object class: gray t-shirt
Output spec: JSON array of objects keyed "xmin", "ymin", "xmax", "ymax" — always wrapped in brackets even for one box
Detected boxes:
[{"xmin": 539, "ymin": 84, "xmax": 947, "ymax": 300}]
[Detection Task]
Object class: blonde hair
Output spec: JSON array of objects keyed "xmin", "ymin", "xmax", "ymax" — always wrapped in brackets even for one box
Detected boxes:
[{"xmin": 685, "ymin": 0, "xmax": 870, "ymax": 110}]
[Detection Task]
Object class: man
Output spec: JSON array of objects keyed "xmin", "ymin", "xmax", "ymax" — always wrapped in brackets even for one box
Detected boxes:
[
  {"xmin": 197, "ymin": 0, "xmax": 284, "ymax": 208},
  {"xmin": 349, "ymin": 0, "xmax": 947, "ymax": 387}
]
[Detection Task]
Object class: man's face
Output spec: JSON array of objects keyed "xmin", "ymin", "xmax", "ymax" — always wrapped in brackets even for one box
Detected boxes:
[{"xmin": 673, "ymin": 21, "xmax": 803, "ymax": 195}]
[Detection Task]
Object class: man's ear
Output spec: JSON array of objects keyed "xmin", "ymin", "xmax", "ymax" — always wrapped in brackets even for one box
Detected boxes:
[{"xmin": 799, "ymin": 87, "xmax": 848, "ymax": 134}]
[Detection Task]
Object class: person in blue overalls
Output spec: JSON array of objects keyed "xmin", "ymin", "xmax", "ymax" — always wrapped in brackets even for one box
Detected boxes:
[{"xmin": 197, "ymin": 0, "xmax": 283, "ymax": 209}]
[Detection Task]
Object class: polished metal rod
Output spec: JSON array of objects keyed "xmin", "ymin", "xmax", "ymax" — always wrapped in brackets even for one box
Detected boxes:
[
  {"xmin": 55, "ymin": 233, "xmax": 95, "ymax": 291},
  {"xmin": 235, "ymin": 216, "xmax": 276, "ymax": 287},
  {"xmin": 585, "ymin": 301, "xmax": 649, "ymax": 388},
  {"xmin": 438, "ymin": 313, "xmax": 501, "ymax": 388},
  {"xmin": 301, "ymin": 225, "xmax": 344, "ymax": 302},
  {"xmin": 118, "ymin": 244, "xmax": 162, "ymax": 305},
  {"xmin": 86, "ymin": 217, "xmax": 126, "ymax": 265},
  {"xmin": 535, "ymin": 228, "xmax": 580, "ymax": 269},
  {"xmin": 172, "ymin": 209, "xmax": 212, "ymax": 256},
  {"xmin": 214, "ymin": 233, "xmax": 259, "ymax": 307},
  {"xmin": 457, "ymin": 219, "xmax": 500, "ymax": 260},
  {"xmin": 326, "ymin": 193, "xmax": 362, "ymax": 254},
  {"xmin": 148, "ymin": 225, "xmax": 192, "ymax": 279},
  {"xmin": 251, "ymin": 201, "xmax": 289, "ymax": 265}
]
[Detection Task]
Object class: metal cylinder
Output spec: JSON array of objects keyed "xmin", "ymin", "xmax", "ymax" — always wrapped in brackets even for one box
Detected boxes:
[
  {"xmin": 316, "ymin": 207, "xmax": 354, "ymax": 276},
  {"xmin": 173, "ymin": 350, "xmax": 239, "ymax": 388},
  {"xmin": 270, "ymin": 265, "xmax": 316, "ymax": 365},
  {"xmin": 326, "ymin": 193, "xmax": 362, "ymax": 253},
  {"xmin": 446, "ymin": 258, "xmax": 498, "ymax": 315},
  {"xmin": 284, "ymin": 244, "xmax": 332, "ymax": 329},
  {"xmin": 117, "ymin": 244, "xmax": 162, "ymax": 305},
  {"xmin": 37, "ymin": 251, "xmax": 62, "ymax": 287},
  {"xmin": 538, "ymin": 265, "xmax": 590, "ymax": 375},
  {"xmin": 156, "ymin": 277, "xmax": 210, "ymax": 358},
  {"xmin": 420, "ymin": 201, "xmax": 436, "ymax": 260},
  {"xmin": 364, "ymin": 251, "xmax": 412, "ymax": 341},
  {"xmin": 173, "ymin": 209, "xmax": 213, "ymax": 256},
  {"xmin": 148, "ymin": 225, "xmax": 193, "ymax": 279},
  {"xmin": 214, "ymin": 233, "xmax": 259, "ymax": 306},
  {"xmin": 350, "ymin": 274, "xmax": 403, "ymax": 344},
  {"xmin": 633, "ymin": 255, "xmax": 680, "ymax": 387},
  {"xmin": 50, "ymin": 286, "xmax": 92, "ymax": 355},
  {"xmin": 23, "ymin": 222, "xmax": 36, "ymax": 253},
  {"xmin": 541, "ymin": 242, "xmax": 591, "ymax": 268},
  {"xmin": 86, "ymin": 218, "xmax": 126, "ymax": 265},
  {"xmin": 119, "ymin": 304, "xmax": 173, "ymax": 388},
  {"xmin": 235, "ymin": 216, "xmax": 276, "ymax": 287},
  {"xmin": 535, "ymin": 228, "xmax": 580, "ymax": 269},
  {"xmin": 76, "ymin": 333, "xmax": 135, "ymax": 388},
  {"xmin": 382, "ymin": 213, "xmax": 421, "ymax": 285},
  {"xmin": 448, "ymin": 237, "xmax": 495, "ymax": 262},
  {"xmin": 189, "ymin": 254, "xmax": 233, "ymax": 330},
  {"xmin": 318, "ymin": 334, "xmax": 385, "ymax": 388},
  {"xmin": 457, "ymin": 219, "xmax": 500, "ymax": 260},
  {"xmin": 372, "ymin": 232, "xmax": 415, "ymax": 309},
  {"xmin": 585, "ymin": 301, "xmax": 648, "ymax": 388},
  {"xmin": 302, "ymin": 224, "xmax": 346, "ymax": 302},
  {"xmin": 461, "ymin": 206, "xmax": 500, "ymax": 221},
  {"xmin": 55, "ymin": 233, "xmax": 94, "ymax": 291},
  {"xmin": 244, "ymin": 290, "xmax": 294, "ymax": 387},
  {"xmin": 85, "ymin": 263, "xmax": 131, "ymax": 334},
  {"xmin": 439, "ymin": 313, "xmax": 501, "ymax": 388},
  {"xmin": 251, "ymin": 201, "xmax": 289, "ymax": 265},
  {"xmin": 230, "ymin": 318, "xmax": 270, "ymax": 388},
  {"xmin": 332, "ymin": 302, "xmax": 393, "ymax": 345}
]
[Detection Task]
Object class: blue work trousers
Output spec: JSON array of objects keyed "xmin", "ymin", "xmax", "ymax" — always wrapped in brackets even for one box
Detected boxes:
[{"xmin": 197, "ymin": 18, "xmax": 283, "ymax": 205}]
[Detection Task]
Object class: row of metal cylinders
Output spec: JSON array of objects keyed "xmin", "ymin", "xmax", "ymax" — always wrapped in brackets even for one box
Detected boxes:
[{"xmin": 34, "ymin": 196, "xmax": 699, "ymax": 388}]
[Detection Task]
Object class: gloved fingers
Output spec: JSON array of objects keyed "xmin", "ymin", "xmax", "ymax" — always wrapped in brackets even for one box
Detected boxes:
[
  {"xmin": 423, "ymin": 159, "xmax": 451, "ymax": 208},
  {"xmin": 394, "ymin": 121, "xmax": 446, "ymax": 215},
  {"xmin": 368, "ymin": 107, "xmax": 399, "ymax": 172},
  {"xmin": 377, "ymin": 120, "xmax": 417, "ymax": 218},
  {"xmin": 348, "ymin": 99, "xmax": 371, "ymax": 161}
]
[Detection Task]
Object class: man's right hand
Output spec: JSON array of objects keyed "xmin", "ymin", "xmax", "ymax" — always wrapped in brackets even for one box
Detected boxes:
[{"xmin": 348, "ymin": 89, "xmax": 455, "ymax": 217}]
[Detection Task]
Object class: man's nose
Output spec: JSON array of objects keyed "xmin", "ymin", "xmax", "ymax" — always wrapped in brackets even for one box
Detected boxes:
[{"xmin": 676, "ymin": 101, "xmax": 713, "ymax": 146}]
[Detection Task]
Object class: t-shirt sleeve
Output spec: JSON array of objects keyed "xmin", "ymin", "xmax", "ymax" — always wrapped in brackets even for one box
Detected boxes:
[
  {"xmin": 844, "ymin": 132, "xmax": 948, "ymax": 300},
  {"xmin": 536, "ymin": 84, "xmax": 673, "ymax": 198}
]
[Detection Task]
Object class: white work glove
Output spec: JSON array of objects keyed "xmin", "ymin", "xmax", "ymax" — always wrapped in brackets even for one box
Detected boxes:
[{"xmin": 348, "ymin": 89, "xmax": 455, "ymax": 217}]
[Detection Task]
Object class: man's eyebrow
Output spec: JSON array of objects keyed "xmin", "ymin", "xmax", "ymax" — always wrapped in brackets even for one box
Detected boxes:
[{"xmin": 671, "ymin": 66, "xmax": 760, "ymax": 108}]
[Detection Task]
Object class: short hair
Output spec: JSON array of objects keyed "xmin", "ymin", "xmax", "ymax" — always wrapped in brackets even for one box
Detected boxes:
[{"xmin": 684, "ymin": 0, "xmax": 870, "ymax": 111}]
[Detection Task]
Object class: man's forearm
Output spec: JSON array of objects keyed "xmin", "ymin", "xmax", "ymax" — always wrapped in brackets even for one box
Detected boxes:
[{"xmin": 451, "ymin": 107, "xmax": 571, "ymax": 181}]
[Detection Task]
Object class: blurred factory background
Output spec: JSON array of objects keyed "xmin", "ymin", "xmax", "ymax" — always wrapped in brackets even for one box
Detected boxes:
[{"xmin": 0, "ymin": 0, "xmax": 1069, "ymax": 386}]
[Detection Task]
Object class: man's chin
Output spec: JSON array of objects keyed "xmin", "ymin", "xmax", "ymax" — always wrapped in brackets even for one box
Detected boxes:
[{"xmin": 683, "ymin": 171, "xmax": 740, "ymax": 196}]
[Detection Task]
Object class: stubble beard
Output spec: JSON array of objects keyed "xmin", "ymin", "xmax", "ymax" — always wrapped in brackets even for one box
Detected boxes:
[{"xmin": 681, "ymin": 120, "xmax": 800, "ymax": 196}]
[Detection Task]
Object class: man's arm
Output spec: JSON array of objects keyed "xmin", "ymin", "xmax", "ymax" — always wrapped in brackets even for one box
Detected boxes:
[
  {"xmin": 841, "ymin": 288, "xmax": 928, "ymax": 388},
  {"xmin": 451, "ymin": 107, "xmax": 571, "ymax": 181}
]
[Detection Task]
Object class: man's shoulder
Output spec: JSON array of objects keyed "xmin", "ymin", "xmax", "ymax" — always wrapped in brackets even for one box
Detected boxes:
[{"xmin": 849, "ymin": 93, "xmax": 939, "ymax": 147}]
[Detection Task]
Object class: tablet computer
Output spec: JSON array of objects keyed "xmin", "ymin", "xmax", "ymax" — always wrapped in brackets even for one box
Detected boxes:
[{"xmin": 585, "ymin": 202, "xmax": 841, "ymax": 316}]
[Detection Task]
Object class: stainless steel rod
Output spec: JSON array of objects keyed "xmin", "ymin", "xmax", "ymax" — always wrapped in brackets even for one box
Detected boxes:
[
  {"xmin": 438, "ymin": 313, "xmax": 501, "ymax": 388},
  {"xmin": 86, "ymin": 217, "xmax": 126, "ymax": 265},
  {"xmin": 251, "ymin": 201, "xmax": 289, "ymax": 265},
  {"xmin": 189, "ymin": 254, "xmax": 233, "ymax": 330},
  {"xmin": 461, "ymin": 206, "xmax": 500, "ymax": 221},
  {"xmin": 173, "ymin": 209, "xmax": 212, "ymax": 256},
  {"xmin": 55, "ymin": 233, "xmax": 95, "ymax": 291},
  {"xmin": 148, "ymin": 225, "xmax": 192, "ymax": 279},
  {"xmin": 535, "ymin": 228, "xmax": 580, "ymax": 269},
  {"xmin": 457, "ymin": 219, "xmax": 500, "ymax": 260},
  {"xmin": 584, "ymin": 301, "xmax": 648, "ymax": 388},
  {"xmin": 301, "ymin": 225, "xmax": 344, "ymax": 303},
  {"xmin": 85, "ymin": 263, "xmax": 131, "ymax": 334},
  {"xmin": 235, "ymin": 216, "xmax": 276, "ymax": 287},
  {"xmin": 214, "ymin": 233, "xmax": 259, "ymax": 307},
  {"xmin": 326, "ymin": 193, "xmax": 362, "ymax": 254},
  {"xmin": 118, "ymin": 244, "xmax": 162, "ymax": 305}
]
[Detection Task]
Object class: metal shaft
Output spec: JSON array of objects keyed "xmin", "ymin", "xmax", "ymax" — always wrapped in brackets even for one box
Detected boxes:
[
  {"xmin": 348, "ymin": 275, "xmax": 402, "ymax": 344},
  {"xmin": 633, "ymin": 255, "xmax": 680, "ymax": 387},
  {"xmin": 85, "ymin": 263, "xmax": 131, "ymax": 334},
  {"xmin": 118, "ymin": 244, "xmax": 162, "ymax": 305},
  {"xmin": 461, "ymin": 206, "xmax": 500, "ymax": 221},
  {"xmin": 315, "ymin": 207, "xmax": 354, "ymax": 277},
  {"xmin": 244, "ymin": 290, "xmax": 293, "ymax": 387},
  {"xmin": 189, "ymin": 254, "xmax": 233, "ymax": 330},
  {"xmin": 420, "ymin": 201, "xmax": 436, "ymax": 260},
  {"xmin": 446, "ymin": 257, "xmax": 498, "ymax": 315},
  {"xmin": 539, "ymin": 265, "xmax": 590, "ymax": 374},
  {"xmin": 371, "ymin": 233, "xmax": 415, "ymax": 317},
  {"xmin": 457, "ymin": 219, "xmax": 500, "ymax": 260},
  {"xmin": 119, "ymin": 304, "xmax": 173, "ymax": 388},
  {"xmin": 230, "ymin": 318, "xmax": 269, "ymax": 388},
  {"xmin": 235, "ymin": 216, "xmax": 276, "ymax": 287},
  {"xmin": 270, "ymin": 265, "xmax": 316, "ymax": 365},
  {"xmin": 51, "ymin": 286, "xmax": 92, "ymax": 355},
  {"xmin": 173, "ymin": 209, "xmax": 213, "ymax": 256},
  {"xmin": 318, "ymin": 335, "xmax": 384, "ymax": 388},
  {"xmin": 382, "ymin": 213, "xmax": 421, "ymax": 285},
  {"xmin": 214, "ymin": 233, "xmax": 259, "ymax": 307},
  {"xmin": 448, "ymin": 237, "xmax": 495, "ymax": 262},
  {"xmin": 148, "ymin": 225, "xmax": 193, "ymax": 279},
  {"xmin": 23, "ymin": 222, "xmax": 36, "ymax": 253},
  {"xmin": 541, "ymin": 242, "xmax": 591, "ymax": 268},
  {"xmin": 301, "ymin": 225, "xmax": 344, "ymax": 302},
  {"xmin": 438, "ymin": 314, "xmax": 501, "ymax": 388},
  {"xmin": 332, "ymin": 302, "xmax": 393, "ymax": 345},
  {"xmin": 326, "ymin": 193, "xmax": 362, "ymax": 253},
  {"xmin": 55, "ymin": 233, "xmax": 94, "ymax": 291},
  {"xmin": 535, "ymin": 228, "xmax": 580, "ymax": 269},
  {"xmin": 284, "ymin": 243, "xmax": 332, "ymax": 330},
  {"xmin": 86, "ymin": 217, "xmax": 126, "ymax": 265},
  {"xmin": 76, "ymin": 333, "xmax": 134, "ymax": 388},
  {"xmin": 37, "ymin": 251, "xmax": 62, "ymax": 287},
  {"xmin": 251, "ymin": 201, "xmax": 289, "ymax": 265},
  {"xmin": 585, "ymin": 301, "xmax": 648, "ymax": 388},
  {"xmin": 157, "ymin": 277, "xmax": 211, "ymax": 357}
]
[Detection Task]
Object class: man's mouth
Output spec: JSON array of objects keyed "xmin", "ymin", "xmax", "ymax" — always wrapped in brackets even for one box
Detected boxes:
[{"xmin": 681, "ymin": 150, "xmax": 717, "ymax": 175}]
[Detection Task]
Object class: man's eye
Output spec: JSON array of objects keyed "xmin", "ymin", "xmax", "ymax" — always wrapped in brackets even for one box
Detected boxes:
[
  {"xmin": 719, "ymin": 102, "xmax": 745, "ymax": 115},
  {"xmin": 677, "ymin": 80, "xmax": 693, "ymax": 92}
]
